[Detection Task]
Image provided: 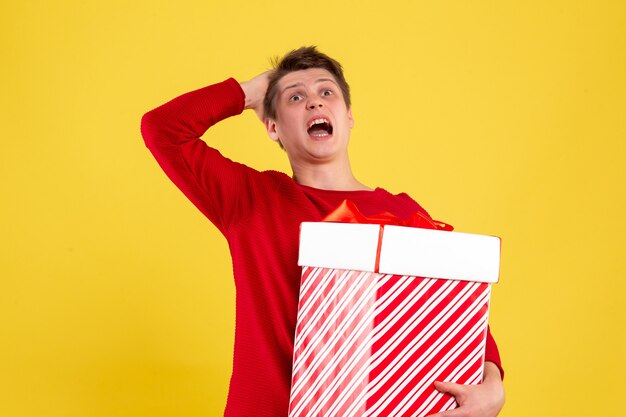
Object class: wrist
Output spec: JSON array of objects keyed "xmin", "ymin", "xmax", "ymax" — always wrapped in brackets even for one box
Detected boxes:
[
  {"xmin": 239, "ymin": 81, "xmax": 255, "ymax": 109},
  {"xmin": 483, "ymin": 361, "xmax": 505, "ymax": 409}
]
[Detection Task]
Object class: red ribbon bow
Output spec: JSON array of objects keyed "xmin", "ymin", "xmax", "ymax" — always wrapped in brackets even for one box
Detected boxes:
[
  {"xmin": 322, "ymin": 200, "xmax": 453, "ymax": 231},
  {"xmin": 321, "ymin": 200, "xmax": 454, "ymax": 273}
]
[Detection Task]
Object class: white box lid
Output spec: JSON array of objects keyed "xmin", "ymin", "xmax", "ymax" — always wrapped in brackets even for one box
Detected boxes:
[
  {"xmin": 298, "ymin": 222, "xmax": 381, "ymax": 272},
  {"xmin": 299, "ymin": 222, "xmax": 500, "ymax": 283}
]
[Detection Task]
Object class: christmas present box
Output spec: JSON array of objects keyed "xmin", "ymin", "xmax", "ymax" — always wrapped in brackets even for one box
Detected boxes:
[{"xmin": 288, "ymin": 201, "xmax": 500, "ymax": 417}]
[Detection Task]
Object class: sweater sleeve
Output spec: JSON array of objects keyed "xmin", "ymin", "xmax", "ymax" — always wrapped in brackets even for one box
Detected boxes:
[
  {"xmin": 485, "ymin": 325, "xmax": 504, "ymax": 379},
  {"xmin": 141, "ymin": 78, "xmax": 261, "ymax": 234}
]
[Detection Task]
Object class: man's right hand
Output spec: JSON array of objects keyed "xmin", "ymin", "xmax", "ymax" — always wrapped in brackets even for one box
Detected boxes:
[{"xmin": 240, "ymin": 70, "xmax": 273, "ymax": 121}]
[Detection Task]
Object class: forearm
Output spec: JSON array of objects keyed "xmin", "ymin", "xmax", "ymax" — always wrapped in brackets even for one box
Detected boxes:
[
  {"xmin": 141, "ymin": 78, "xmax": 245, "ymax": 148},
  {"xmin": 483, "ymin": 361, "xmax": 502, "ymax": 383}
]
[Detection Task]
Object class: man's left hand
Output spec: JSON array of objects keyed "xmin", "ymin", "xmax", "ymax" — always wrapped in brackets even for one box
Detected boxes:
[{"xmin": 429, "ymin": 362, "xmax": 505, "ymax": 417}]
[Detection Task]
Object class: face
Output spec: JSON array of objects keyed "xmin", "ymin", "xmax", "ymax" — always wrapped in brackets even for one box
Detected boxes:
[{"xmin": 265, "ymin": 68, "xmax": 354, "ymax": 166}]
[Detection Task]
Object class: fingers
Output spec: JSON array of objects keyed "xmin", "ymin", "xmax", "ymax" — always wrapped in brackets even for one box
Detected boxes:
[
  {"xmin": 434, "ymin": 380, "xmax": 465, "ymax": 397},
  {"xmin": 428, "ymin": 407, "xmax": 467, "ymax": 417}
]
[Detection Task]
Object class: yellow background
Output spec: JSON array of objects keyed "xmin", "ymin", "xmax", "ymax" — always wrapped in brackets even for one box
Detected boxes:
[{"xmin": 2, "ymin": 1, "xmax": 625, "ymax": 416}]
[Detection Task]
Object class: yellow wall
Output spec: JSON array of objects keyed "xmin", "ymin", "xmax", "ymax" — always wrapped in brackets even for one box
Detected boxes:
[{"xmin": 2, "ymin": 1, "xmax": 625, "ymax": 416}]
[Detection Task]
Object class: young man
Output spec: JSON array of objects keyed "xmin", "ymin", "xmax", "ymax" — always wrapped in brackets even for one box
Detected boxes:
[{"xmin": 141, "ymin": 47, "xmax": 504, "ymax": 417}]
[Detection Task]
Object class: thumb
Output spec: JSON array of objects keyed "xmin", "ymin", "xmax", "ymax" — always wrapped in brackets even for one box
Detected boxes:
[{"xmin": 434, "ymin": 380, "xmax": 463, "ymax": 397}]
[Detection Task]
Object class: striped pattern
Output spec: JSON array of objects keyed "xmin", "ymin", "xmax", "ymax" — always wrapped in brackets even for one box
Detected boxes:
[{"xmin": 289, "ymin": 267, "xmax": 491, "ymax": 417}]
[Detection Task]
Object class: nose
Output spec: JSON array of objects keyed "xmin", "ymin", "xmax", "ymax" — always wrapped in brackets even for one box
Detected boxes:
[{"xmin": 307, "ymin": 98, "xmax": 323, "ymax": 110}]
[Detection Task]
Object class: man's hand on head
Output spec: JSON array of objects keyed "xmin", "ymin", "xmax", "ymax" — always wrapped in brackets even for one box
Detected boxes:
[{"xmin": 240, "ymin": 70, "xmax": 273, "ymax": 121}]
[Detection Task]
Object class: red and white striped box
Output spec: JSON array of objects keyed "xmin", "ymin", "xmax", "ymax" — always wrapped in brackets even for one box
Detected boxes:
[{"xmin": 289, "ymin": 222, "xmax": 500, "ymax": 417}]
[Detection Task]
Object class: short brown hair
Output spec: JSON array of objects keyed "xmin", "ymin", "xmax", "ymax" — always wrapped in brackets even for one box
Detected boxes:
[{"xmin": 263, "ymin": 46, "xmax": 351, "ymax": 120}]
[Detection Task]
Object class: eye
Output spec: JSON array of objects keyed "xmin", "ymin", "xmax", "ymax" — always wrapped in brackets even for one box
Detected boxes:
[
  {"xmin": 321, "ymin": 89, "xmax": 333, "ymax": 97},
  {"xmin": 289, "ymin": 94, "xmax": 303, "ymax": 102}
]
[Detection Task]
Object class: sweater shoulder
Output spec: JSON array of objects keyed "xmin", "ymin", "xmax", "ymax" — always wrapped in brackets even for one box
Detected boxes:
[{"xmin": 376, "ymin": 188, "xmax": 432, "ymax": 219}]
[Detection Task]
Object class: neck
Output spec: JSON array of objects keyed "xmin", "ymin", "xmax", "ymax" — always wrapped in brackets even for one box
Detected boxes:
[{"xmin": 290, "ymin": 157, "xmax": 371, "ymax": 191}]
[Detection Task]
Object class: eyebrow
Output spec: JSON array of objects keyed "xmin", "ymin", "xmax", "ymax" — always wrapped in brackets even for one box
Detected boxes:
[{"xmin": 281, "ymin": 78, "xmax": 338, "ymax": 94}]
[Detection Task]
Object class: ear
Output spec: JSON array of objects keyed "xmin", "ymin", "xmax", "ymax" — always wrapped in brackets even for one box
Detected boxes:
[
  {"xmin": 348, "ymin": 108, "xmax": 355, "ymax": 129},
  {"xmin": 265, "ymin": 118, "xmax": 281, "ymax": 142}
]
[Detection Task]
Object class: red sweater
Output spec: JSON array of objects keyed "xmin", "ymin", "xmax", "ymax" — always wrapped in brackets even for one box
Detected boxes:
[{"xmin": 141, "ymin": 78, "xmax": 503, "ymax": 416}]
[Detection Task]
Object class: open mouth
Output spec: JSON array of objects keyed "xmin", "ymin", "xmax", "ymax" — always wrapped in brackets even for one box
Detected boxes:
[{"xmin": 307, "ymin": 117, "xmax": 333, "ymax": 137}]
